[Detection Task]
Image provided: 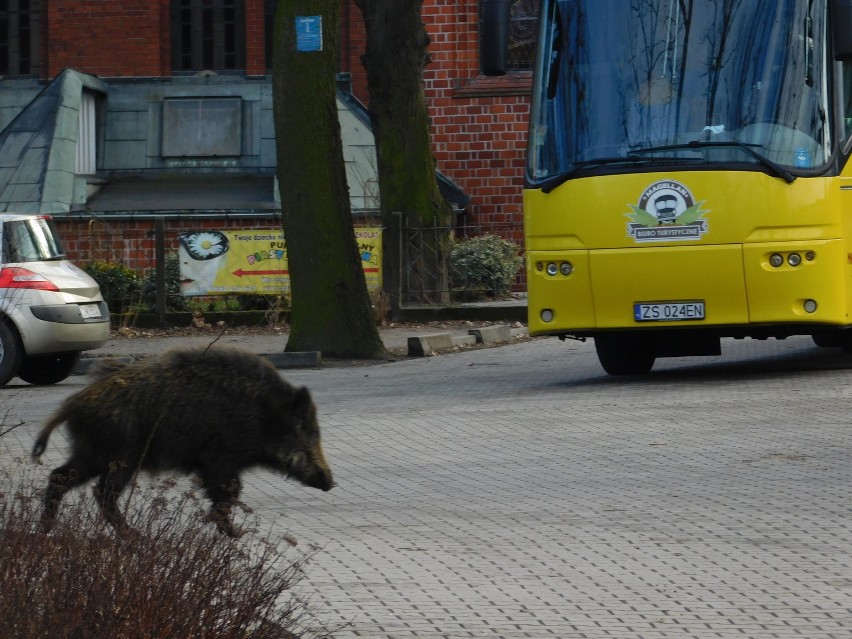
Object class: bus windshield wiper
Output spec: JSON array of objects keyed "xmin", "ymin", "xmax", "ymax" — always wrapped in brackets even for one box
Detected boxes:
[
  {"xmin": 539, "ymin": 156, "xmax": 655, "ymax": 194},
  {"xmin": 632, "ymin": 140, "xmax": 796, "ymax": 184}
]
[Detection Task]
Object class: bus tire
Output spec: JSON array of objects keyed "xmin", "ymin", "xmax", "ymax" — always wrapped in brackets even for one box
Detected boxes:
[
  {"xmin": 812, "ymin": 333, "xmax": 841, "ymax": 347},
  {"xmin": 811, "ymin": 330, "xmax": 852, "ymax": 348},
  {"xmin": 594, "ymin": 334, "xmax": 655, "ymax": 375}
]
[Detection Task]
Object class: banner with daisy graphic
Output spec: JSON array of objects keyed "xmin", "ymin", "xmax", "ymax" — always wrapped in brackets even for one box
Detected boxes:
[{"xmin": 178, "ymin": 228, "xmax": 381, "ymax": 296}]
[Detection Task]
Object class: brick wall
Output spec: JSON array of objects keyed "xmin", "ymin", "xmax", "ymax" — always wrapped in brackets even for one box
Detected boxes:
[
  {"xmin": 245, "ymin": 0, "xmax": 267, "ymax": 76},
  {"xmin": 341, "ymin": 0, "xmax": 530, "ymax": 245},
  {"xmin": 340, "ymin": 2, "xmax": 368, "ymax": 101},
  {"xmin": 54, "ymin": 217, "xmax": 283, "ymax": 273},
  {"xmin": 46, "ymin": 0, "xmax": 170, "ymax": 77},
  {"xmin": 40, "ymin": 1, "xmax": 527, "ymax": 241},
  {"xmin": 40, "ymin": 1, "xmax": 528, "ymax": 261},
  {"xmin": 44, "ymin": 0, "xmax": 269, "ymax": 79}
]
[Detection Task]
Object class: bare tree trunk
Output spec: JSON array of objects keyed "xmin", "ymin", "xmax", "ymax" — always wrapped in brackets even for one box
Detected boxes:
[
  {"xmin": 272, "ymin": 0, "xmax": 386, "ymax": 358},
  {"xmin": 354, "ymin": 0, "xmax": 453, "ymax": 307}
]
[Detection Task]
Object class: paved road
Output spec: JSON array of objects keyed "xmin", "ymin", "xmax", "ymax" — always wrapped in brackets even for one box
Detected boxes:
[{"xmin": 2, "ymin": 336, "xmax": 851, "ymax": 638}]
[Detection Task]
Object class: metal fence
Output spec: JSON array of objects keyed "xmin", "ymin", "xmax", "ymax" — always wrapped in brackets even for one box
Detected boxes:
[
  {"xmin": 59, "ymin": 215, "xmax": 525, "ymax": 321},
  {"xmin": 395, "ymin": 216, "xmax": 525, "ymax": 306}
]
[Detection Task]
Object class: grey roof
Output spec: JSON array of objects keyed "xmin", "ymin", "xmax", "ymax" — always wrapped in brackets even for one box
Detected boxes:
[
  {"xmin": 336, "ymin": 89, "xmax": 469, "ymax": 211},
  {"xmin": 0, "ymin": 69, "xmax": 468, "ymax": 216},
  {"xmin": 0, "ymin": 69, "xmax": 107, "ymax": 213},
  {"xmin": 85, "ymin": 173, "xmax": 276, "ymax": 213}
]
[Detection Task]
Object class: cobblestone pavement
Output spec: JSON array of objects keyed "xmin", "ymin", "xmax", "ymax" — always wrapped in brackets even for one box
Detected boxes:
[{"xmin": 3, "ymin": 335, "xmax": 852, "ymax": 637}]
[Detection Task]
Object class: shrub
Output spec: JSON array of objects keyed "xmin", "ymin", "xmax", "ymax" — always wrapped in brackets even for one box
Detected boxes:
[
  {"xmin": 0, "ymin": 462, "xmax": 334, "ymax": 639},
  {"xmin": 142, "ymin": 255, "xmax": 188, "ymax": 312},
  {"xmin": 450, "ymin": 234, "xmax": 523, "ymax": 299},
  {"xmin": 241, "ymin": 294, "xmax": 291, "ymax": 327},
  {"xmin": 238, "ymin": 294, "xmax": 290, "ymax": 313},
  {"xmin": 83, "ymin": 261, "xmax": 141, "ymax": 314}
]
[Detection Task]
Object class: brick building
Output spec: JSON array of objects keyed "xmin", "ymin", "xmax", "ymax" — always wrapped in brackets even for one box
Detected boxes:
[
  {"xmin": 340, "ymin": 0, "xmax": 535, "ymax": 242},
  {"xmin": 0, "ymin": 1, "xmax": 533, "ymax": 286}
]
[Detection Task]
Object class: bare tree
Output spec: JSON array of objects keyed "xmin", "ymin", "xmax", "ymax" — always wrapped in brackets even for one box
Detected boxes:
[
  {"xmin": 353, "ymin": 0, "xmax": 454, "ymax": 309},
  {"xmin": 272, "ymin": 0, "xmax": 387, "ymax": 358}
]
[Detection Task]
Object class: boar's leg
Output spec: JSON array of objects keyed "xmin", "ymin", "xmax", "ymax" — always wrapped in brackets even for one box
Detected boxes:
[
  {"xmin": 199, "ymin": 468, "xmax": 243, "ymax": 537},
  {"xmin": 93, "ymin": 462, "xmax": 135, "ymax": 535},
  {"xmin": 41, "ymin": 457, "xmax": 102, "ymax": 531}
]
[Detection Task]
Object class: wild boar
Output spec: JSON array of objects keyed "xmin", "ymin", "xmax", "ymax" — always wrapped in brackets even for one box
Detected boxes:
[{"xmin": 32, "ymin": 346, "xmax": 333, "ymax": 537}]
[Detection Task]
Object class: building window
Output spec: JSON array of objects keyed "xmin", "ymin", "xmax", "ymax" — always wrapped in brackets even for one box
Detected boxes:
[
  {"xmin": 0, "ymin": 0, "xmax": 41, "ymax": 76},
  {"xmin": 171, "ymin": 0, "xmax": 246, "ymax": 72},
  {"xmin": 480, "ymin": 0, "xmax": 538, "ymax": 73},
  {"xmin": 265, "ymin": 0, "xmax": 276, "ymax": 69},
  {"xmin": 161, "ymin": 98, "xmax": 243, "ymax": 157},
  {"xmin": 76, "ymin": 91, "xmax": 98, "ymax": 175}
]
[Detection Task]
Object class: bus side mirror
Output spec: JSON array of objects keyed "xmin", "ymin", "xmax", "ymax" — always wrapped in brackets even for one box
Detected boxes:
[
  {"xmin": 481, "ymin": 0, "xmax": 512, "ymax": 76},
  {"xmin": 832, "ymin": 0, "xmax": 852, "ymax": 60}
]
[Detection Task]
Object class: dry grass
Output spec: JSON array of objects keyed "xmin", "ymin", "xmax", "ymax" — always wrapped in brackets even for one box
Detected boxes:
[{"xmin": 0, "ymin": 463, "xmax": 335, "ymax": 639}]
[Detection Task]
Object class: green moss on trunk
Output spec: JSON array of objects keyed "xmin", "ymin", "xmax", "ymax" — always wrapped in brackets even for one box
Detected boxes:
[
  {"xmin": 272, "ymin": 0, "xmax": 387, "ymax": 358},
  {"xmin": 355, "ymin": 0, "xmax": 454, "ymax": 305}
]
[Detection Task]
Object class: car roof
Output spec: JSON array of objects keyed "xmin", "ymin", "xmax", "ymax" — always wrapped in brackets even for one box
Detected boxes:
[{"xmin": 0, "ymin": 213, "xmax": 52, "ymax": 223}]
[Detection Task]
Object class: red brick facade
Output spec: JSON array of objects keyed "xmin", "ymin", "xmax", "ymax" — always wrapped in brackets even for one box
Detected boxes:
[
  {"xmin": 46, "ymin": 0, "xmax": 171, "ymax": 77},
  {"xmin": 53, "ymin": 218, "xmax": 283, "ymax": 274},
  {"xmin": 340, "ymin": 1, "xmax": 531, "ymax": 243},
  {"xmin": 244, "ymin": 0, "xmax": 267, "ymax": 76},
  {"xmin": 38, "ymin": 1, "xmax": 530, "ymax": 244}
]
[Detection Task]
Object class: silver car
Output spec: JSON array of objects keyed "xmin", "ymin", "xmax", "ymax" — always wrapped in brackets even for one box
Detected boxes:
[{"xmin": 0, "ymin": 214, "xmax": 109, "ymax": 385}]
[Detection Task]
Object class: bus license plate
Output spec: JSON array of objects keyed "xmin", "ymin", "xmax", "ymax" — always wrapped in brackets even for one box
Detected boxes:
[
  {"xmin": 634, "ymin": 301, "xmax": 705, "ymax": 322},
  {"xmin": 80, "ymin": 304, "xmax": 102, "ymax": 319}
]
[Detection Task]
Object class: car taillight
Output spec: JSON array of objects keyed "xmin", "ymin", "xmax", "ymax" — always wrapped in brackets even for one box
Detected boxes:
[{"xmin": 0, "ymin": 267, "xmax": 59, "ymax": 291}]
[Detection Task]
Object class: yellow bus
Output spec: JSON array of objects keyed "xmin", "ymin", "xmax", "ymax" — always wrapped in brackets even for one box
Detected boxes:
[{"xmin": 483, "ymin": 0, "xmax": 852, "ymax": 374}]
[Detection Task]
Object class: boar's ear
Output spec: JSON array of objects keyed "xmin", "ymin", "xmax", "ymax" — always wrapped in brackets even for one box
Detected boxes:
[{"xmin": 292, "ymin": 386, "xmax": 313, "ymax": 413}]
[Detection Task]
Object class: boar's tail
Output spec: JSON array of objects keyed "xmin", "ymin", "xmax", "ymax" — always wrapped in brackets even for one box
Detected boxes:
[{"xmin": 32, "ymin": 410, "xmax": 67, "ymax": 458}]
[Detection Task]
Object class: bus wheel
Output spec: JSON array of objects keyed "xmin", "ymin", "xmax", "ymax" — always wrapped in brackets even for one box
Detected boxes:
[
  {"xmin": 594, "ymin": 335, "xmax": 655, "ymax": 375},
  {"xmin": 812, "ymin": 331, "xmax": 846, "ymax": 348}
]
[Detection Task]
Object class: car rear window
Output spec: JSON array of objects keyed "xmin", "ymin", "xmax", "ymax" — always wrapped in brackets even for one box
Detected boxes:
[{"xmin": 2, "ymin": 217, "xmax": 66, "ymax": 262}]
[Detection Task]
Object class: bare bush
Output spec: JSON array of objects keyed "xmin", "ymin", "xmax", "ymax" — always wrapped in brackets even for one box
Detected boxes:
[{"xmin": 0, "ymin": 464, "xmax": 334, "ymax": 639}]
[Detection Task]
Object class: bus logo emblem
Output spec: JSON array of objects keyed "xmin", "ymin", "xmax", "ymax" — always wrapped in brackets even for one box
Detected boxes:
[{"xmin": 626, "ymin": 180, "xmax": 710, "ymax": 243}]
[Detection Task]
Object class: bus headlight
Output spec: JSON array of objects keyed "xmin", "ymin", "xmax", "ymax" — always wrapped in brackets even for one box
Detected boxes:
[
  {"xmin": 788, "ymin": 252, "xmax": 802, "ymax": 267},
  {"xmin": 559, "ymin": 261, "xmax": 573, "ymax": 276},
  {"xmin": 541, "ymin": 309, "xmax": 555, "ymax": 322},
  {"xmin": 769, "ymin": 253, "xmax": 784, "ymax": 267},
  {"xmin": 546, "ymin": 263, "xmax": 559, "ymax": 276},
  {"xmin": 803, "ymin": 299, "xmax": 817, "ymax": 313}
]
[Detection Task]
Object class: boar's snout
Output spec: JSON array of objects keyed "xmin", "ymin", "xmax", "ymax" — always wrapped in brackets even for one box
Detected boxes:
[
  {"xmin": 307, "ymin": 465, "xmax": 335, "ymax": 491},
  {"xmin": 282, "ymin": 448, "xmax": 334, "ymax": 491}
]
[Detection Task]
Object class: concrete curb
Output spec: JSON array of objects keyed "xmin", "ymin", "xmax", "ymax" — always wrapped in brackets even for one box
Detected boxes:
[
  {"xmin": 468, "ymin": 324, "xmax": 512, "ymax": 344},
  {"xmin": 74, "ymin": 324, "xmax": 527, "ymax": 372},
  {"xmin": 397, "ymin": 304, "xmax": 525, "ymax": 324},
  {"xmin": 75, "ymin": 351, "xmax": 322, "ymax": 374},
  {"xmin": 407, "ymin": 333, "xmax": 478, "ymax": 357},
  {"xmin": 261, "ymin": 351, "xmax": 321, "ymax": 368},
  {"xmin": 407, "ymin": 324, "xmax": 518, "ymax": 357}
]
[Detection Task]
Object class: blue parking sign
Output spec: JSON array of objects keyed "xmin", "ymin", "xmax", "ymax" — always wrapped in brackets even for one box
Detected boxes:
[{"xmin": 296, "ymin": 16, "xmax": 322, "ymax": 52}]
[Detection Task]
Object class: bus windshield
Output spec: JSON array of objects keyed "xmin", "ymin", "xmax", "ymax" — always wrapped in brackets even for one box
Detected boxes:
[{"xmin": 529, "ymin": 0, "xmax": 832, "ymax": 184}]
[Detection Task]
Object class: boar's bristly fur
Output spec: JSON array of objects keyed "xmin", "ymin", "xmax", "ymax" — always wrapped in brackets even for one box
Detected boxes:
[{"xmin": 32, "ymin": 346, "xmax": 333, "ymax": 537}]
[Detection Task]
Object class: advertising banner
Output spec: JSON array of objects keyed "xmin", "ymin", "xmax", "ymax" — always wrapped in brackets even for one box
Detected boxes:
[{"xmin": 178, "ymin": 227, "xmax": 381, "ymax": 296}]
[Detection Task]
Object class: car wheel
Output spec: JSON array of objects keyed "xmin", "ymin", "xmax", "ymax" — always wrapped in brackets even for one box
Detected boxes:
[
  {"xmin": 18, "ymin": 352, "xmax": 81, "ymax": 385},
  {"xmin": 0, "ymin": 322, "xmax": 23, "ymax": 386},
  {"xmin": 594, "ymin": 334, "xmax": 656, "ymax": 375}
]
